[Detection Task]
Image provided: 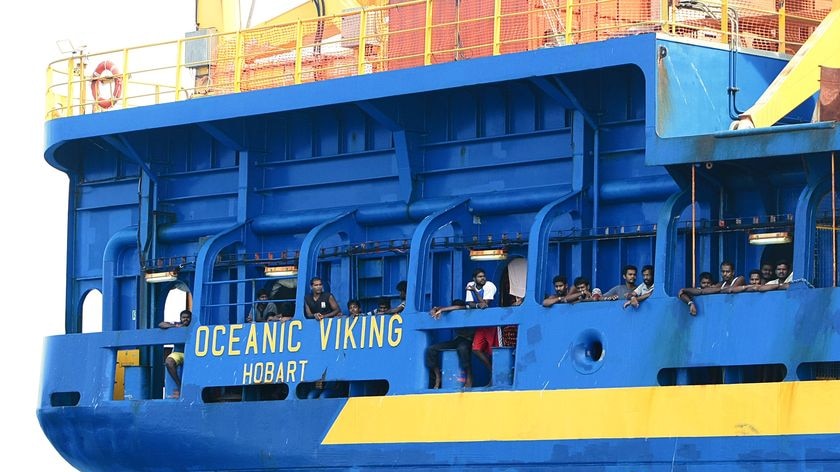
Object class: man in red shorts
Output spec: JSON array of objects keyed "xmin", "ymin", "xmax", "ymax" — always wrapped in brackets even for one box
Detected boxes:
[{"xmin": 465, "ymin": 268, "xmax": 497, "ymax": 385}]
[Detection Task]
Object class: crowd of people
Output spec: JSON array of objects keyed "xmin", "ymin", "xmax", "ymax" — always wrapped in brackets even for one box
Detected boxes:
[{"xmin": 160, "ymin": 258, "xmax": 795, "ymax": 393}]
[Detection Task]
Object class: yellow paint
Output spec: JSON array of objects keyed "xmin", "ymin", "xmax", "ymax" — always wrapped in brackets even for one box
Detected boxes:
[
  {"xmin": 288, "ymin": 320, "xmax": 303, "ymax": 352},
  {"xmin": 323, "ymin": 381, "xmax": 840, "ymax": 444},
  {"xmin": 228, "ymin": 324, "xmax": 242, "ymax": 355},
  {"xmin": 740, "ymin": 8, "xmax": 840, "ymax": 127},
  {"xmin": 113, "ymin": 349, "xmax": 140, "ymax": 401}
]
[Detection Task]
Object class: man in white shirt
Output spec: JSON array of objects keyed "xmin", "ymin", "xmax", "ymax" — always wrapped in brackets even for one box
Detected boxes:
[{"xmin": 466, "ymin": 268, "xmax": 497, "ymax": 383}]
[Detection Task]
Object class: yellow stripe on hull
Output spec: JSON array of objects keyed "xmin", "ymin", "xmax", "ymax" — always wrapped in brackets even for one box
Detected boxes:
[{"xmin": 323, "ymin": 381, "xmax": 840, "ymax": 444}]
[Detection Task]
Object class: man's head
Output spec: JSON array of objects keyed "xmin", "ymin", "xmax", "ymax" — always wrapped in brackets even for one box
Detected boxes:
[
  {"xmin": 256, "ymin": 289, "xmax": 269, "ymax": 302},
  {"xmin": 472, "ymin": 268, "xmax": 487, "ymax": 287},
  {"xmin": 775, "ymin": 260, "xmax": 790, "ymax": 280},
  {"xmin": 377, "ymin": 297, "xmax": 391, "ymax": 313},
  {"xmin": 760, "ymin": 263, "xmax": 775, "ymax": 282},
  {"xmin": 347, "ymin": 299, "xmax": 361, "ymax": 316},
  {"xmin": 720, "ymin": 261, "xmax": 735, "ymax": 282},
  {"xmin": 641, "ymin": 265, "xmax": 654, "ymax": 286},
  {"xmin": 573, "ymin": 277, "xmax": 590, "ymax": 292},
  {"xmin": 699, "ymin": 272, "xmax": 714, "ymax": 288},
  {"xmin": 310, "ymin": 277, "xmax": 323, "ymax": 294},
  {"xmin": 553, "ymin": 275, "xmax": 567, "ymax": 295},
  {"xmin": 396, "ymin": 280, "xmax": 407, "ymax": 299},
  {"xmin": 748, "ymin": 269, "xmax": 762, "ymax": 285},
  {"xmin": 591, "ymin": 287, "xmax": 602, "ymax": 300},
  {"xmin": 622, "ymin": 265, "xmax": 638, "ymax": 285},
  {"xmin": 180, "ymin": 310, "xmax": 192, "ymax": 326}
]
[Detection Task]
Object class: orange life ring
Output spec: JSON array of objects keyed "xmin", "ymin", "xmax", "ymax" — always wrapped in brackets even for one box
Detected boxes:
[{"xmin": 90, "ymin": 60, "xmax": 123, "ymax": 109}]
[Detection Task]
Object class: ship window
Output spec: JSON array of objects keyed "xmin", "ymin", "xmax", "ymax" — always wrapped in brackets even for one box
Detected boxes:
[
  {"xmin": 354, "ymin": 252, "xmax": 407, "ymax": 314},
  {"xmin": 203, "ymin": 249, "xmax": 299, "ymax": 325},
  {"xmin": 50, "ymin": 391, "xmax": 81, "ymax": 407},
  {"xmin": 81, "ymin": 289, "xmax": 102, "ymax": 333},
  {"xmin": 201, "ymin": 384, "xmax": 289, "ymax": 403},
  {"xmin": 295, "ymin": 379, "xmax": 389, "ymax": 399},
  {"xmin": 797, "ymin": 362, "xmax": 840, "ymax": 381},
  {"xmin": 657, "ymin": 364, "xmax": 786, "ymax": 386}
]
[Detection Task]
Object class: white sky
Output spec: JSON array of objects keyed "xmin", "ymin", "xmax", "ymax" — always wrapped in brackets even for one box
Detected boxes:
[{"xmin": 0, "ymin": 1, "xmax": 297, "ymax": 470}]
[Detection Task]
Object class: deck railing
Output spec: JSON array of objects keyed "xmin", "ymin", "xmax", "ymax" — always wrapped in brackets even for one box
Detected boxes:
[{"xmin": 45, "ymin": 0, "xmax": 831, "ymax": 119}]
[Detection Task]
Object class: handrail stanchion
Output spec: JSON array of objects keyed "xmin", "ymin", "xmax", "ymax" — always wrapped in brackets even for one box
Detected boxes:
[
  {"xmin": 425, "ymin": 0, "xmax": 433, "ymax": 65},
  {"xmin": 121, "ymin": 48, "xmax": 129, "ymax": 109},
  {"xmin": 175, "ymin": 39, "xmax": 184, "ymax": 101},
  {"xmin": 358, "ymin": 8, "xmax": 368, "ymax": 75},
  {"xmin": 234, "ymin": 30, "xmax": 244, "ymax": 93},
  {"xmin": 295, "ymin": 19, "xmax": 303, "ymax": 84},
  {"xmin": 66, "ymin": 58, "xmax": 75, "ymax": 117},
  {"xmin": 721, "ymin": 0, "xmax": 729, "ymax": 44},
  {"xmin": 778, "ymin": 2, "xmax": 786, "ymax": 53},
  {"xmin": 493, "ymin": 0, "xmax": 502, "ymax": 56},
  {"xmin": 565, "ymin": 0, "xmax": 574, "ymax": 45}
]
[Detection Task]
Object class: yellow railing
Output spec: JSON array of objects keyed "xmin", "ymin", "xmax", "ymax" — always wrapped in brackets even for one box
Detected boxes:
[{"xmin": 45, "ymin": 0, "xmax": 832, "ymax": 120}]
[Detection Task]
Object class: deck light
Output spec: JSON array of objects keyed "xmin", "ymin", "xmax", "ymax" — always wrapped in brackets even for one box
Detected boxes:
[
  {"xmin": 144, "ymin": 270, "xmax": 179, "ymax": 283},
  {"xmin": 264, "ymin": 265, "xmax": 299, "ymax": 277},
  {"xmin": 469, "ymin": 249, "xmax": 508, "ymax": 261},
  {"xmin": 748, "ymin": 231, "xmax": 792, "ymax": 245}
]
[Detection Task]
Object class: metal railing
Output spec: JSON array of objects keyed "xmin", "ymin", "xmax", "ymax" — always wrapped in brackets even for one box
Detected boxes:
[{"xmin": 45, "ymin": 0, "xmax": 831, "ymax": 119}]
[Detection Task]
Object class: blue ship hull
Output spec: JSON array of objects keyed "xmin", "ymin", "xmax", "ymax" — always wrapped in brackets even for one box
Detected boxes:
[{"xmin": 37, "ymin": 7, "xmax": 840, "ymax": 468}]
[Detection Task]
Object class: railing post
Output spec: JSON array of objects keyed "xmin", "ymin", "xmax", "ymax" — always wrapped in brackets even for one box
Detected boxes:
[
  {"xmin": 121, "ymin": 48, "xmax": 129, "ymax": 109},
  {"xmin": 66, "ymin": 57, "xmax": 75, "ymax": 117},
  {"xmin": 234, "ymin": 29, "xmax": 244, "ymax": 93},
  {"xmin": 565, "ymin": 0, "xmax": 574, "ymax": 45},
  {"xmin": 721, "ymin": 0, "xmax": 729, "ymax": 44},
  {"xmin": 425, "ymin": 0, "xmax": 433, "ymax": 65},
  {"xmin": 493, "ymin": 0, "xmax": 502, "ymax": 55},
  {"xmin": 358, "ymin": 8, "xmax": 368, "ymax": 75},
  {"xmin": 45, "ymin": 66, "xmax": 53, "ymax": 119},
  {"xmin": 660, "ymin": 0, "xmax": 670, "ymax": 34},
  {"xmin": 778, "ymin": 1, "xmax": 786, "ymax": 53},
  {"xmin": 175, "ymin": 39, "xmax": 184, "ymax": 101},
  {"xmin": 295, "ymin": 19, "xmax": 303, "ymax": 84}
]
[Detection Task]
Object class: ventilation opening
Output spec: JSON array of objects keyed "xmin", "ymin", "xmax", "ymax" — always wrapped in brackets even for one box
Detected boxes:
[
  {"xmin": 572, "ymin": 329, "xmax": 606, "ymax": 374},
  {"xmin": 797, "ymin": 362, "xmax": 840, "ymax": 380},
  {"xmin": 658, "ymin": 364, "xmax": 787, "ymax": 386},
  {"xmin": 50, "ymin": 391, "xmax": 81, "ymax": 407},
  {"xmin": 296, "ymin": 379, "xmax": 389, "ymax": 399},
  {"xmin": 202, "ymin": 384, "xmax": 289, "ymax": 403}
]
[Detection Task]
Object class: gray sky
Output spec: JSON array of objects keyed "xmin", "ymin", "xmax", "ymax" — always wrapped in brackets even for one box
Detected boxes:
[{"xmin": 1, "ymin": 1, "xmax": 296, "ymax": 469}]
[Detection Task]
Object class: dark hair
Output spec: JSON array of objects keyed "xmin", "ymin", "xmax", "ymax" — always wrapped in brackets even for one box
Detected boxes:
[
  {"xmin": 347, "ymin": 299, "xmax": 360, "ymax": 308},
  {"xmin": 256, "ymin": 289, "xmax": 268, "ymax": 298},
  {"xmin": 277, "ymin": 302, "xmax": 293, "ymax": 315},
  {"xmin": 396, "ymin": 280, "xmax": 407, "ymax": 292},
  {"xmin": 378, "ymin": 297, "xmax": 391, "ymax": 307},
  {"xmin": 642, "ymin": 265, "xmax": 654, "ymax": 274},
  {"xmin": 552, "ymin": 275, "xmax": 567, "ymax": 284},
  {"xmin": 573, "ymin": 276, "xmax": 589, "ymax": 287},
  {"xmin": 451, "ymin": 299, "xmax": 467, "ymax": 307},
  {"xmin": 749, "ymin": 269, "xmax": 761, "ymax": 278},
  {"xmin": 776, "ymin": 259, "xmax": 790, "ymax": 269},
  {"xmin": 309, "ymin": 277, "xmax": 322, "ymax": 285},
  {"xmin": 622, "ymin": 265, "xmax": 638, "ymax": 276},
  {"xmin": 699, "ymin": 271, "xmax": 714, "ymax": 282},
  {"xmin": 180, "ymin": 310, "xmax": 192, "ymax": 317},
  {"xmin": 720, "ymin": 260, "xmax": 734, "ymax": 270},
  {"xmin": 472, "ymin": 268, "xmax": 486, "ymax": 278}
]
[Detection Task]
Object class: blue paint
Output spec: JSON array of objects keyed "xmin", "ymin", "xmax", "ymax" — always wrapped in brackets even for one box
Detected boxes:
[{"xmin": 37, "ymin": 31, "xmax": 840, "ymax": 470}]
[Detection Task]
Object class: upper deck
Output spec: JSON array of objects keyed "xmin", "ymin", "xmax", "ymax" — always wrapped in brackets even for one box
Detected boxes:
[{"xmin": 45, "ymin": 0, "xmax": 831, "ymax": 120}]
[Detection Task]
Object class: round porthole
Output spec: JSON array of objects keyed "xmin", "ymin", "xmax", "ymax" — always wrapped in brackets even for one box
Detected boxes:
[{"xmin": 572, "ymin": 329, "xmax": 606, "ymax": 374}]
